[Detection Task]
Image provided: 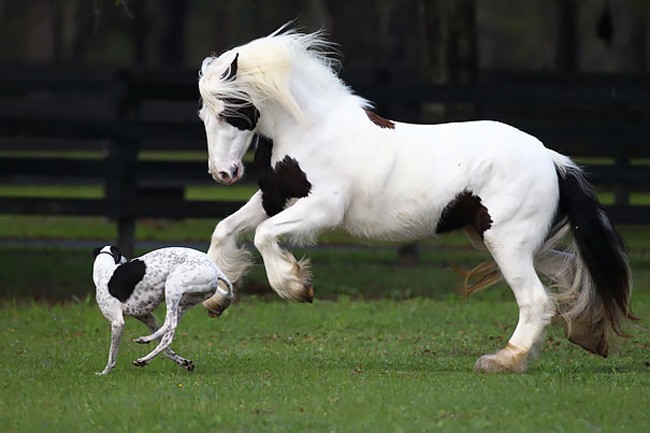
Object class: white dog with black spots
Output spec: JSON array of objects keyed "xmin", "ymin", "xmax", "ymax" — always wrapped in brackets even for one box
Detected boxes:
[{"xmin": 92, "ymin": 246, "xmax": 234, "ymax": 375}]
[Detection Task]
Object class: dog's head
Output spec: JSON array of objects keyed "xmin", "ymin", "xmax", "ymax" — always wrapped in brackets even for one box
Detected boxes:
[
  {"xmin": 92, "ymin": 245, "xmax": 125, "ymax": 265},
  {"xmin": 92, "ymin": 246, "xmax": 127, "ymax": 288}
]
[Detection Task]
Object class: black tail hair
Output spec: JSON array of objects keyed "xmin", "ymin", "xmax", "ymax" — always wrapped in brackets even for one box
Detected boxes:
[{"xmin": 557, "ymin": 167, "xmax": 635, "ymax": 335}]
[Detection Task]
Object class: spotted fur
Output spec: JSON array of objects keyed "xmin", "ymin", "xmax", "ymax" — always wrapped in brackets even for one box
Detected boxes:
[{"xmin": 92, "ymin": 246, "xmax": 234, "ymax": 375}]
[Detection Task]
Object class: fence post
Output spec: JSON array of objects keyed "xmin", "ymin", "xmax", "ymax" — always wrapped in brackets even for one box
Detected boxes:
[
  {"xmin": 613, "ymin": 148, "xmax": 630, "ymax": 207},
  {"xmin": 105, "ymin": 70, "xmax": 138, "ymax": 257},
  {"xmin": 105, "ymin": 138, "xmax": 138, "ymax": 258}
]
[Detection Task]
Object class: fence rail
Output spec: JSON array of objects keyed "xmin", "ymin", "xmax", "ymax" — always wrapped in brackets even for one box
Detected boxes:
[{"xmin": 1, "ymin": 66, "xmax": 649, "ymax": 255}]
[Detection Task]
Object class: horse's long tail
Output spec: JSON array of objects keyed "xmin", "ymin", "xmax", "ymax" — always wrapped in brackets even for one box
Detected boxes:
[{"xmin": 539, "ymin": 152, "xmax": 635, "ymax": 355}]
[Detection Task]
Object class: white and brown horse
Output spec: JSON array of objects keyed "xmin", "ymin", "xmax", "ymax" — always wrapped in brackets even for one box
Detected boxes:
[{"xmin": 197, "ymin": 28, "xmax": 634, "ymax": 372}]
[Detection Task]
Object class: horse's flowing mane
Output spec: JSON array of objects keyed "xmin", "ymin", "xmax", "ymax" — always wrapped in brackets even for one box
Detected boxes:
[{"xmin": 199, "ymin": 27, "xmax": 365, "ymax": 121}]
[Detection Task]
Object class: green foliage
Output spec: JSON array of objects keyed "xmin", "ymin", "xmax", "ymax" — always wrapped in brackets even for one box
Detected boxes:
[{"xmin": 1, "ymin": 297, "xmax": 649, "ymax": 432}]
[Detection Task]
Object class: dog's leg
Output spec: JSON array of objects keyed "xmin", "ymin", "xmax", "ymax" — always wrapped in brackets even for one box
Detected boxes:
[
  {"xmin": 135, "ymin": 314, "xmax": 193, "ymax": 369},
  {"xmin": 96, "ymin": 310, "xmax": 125, "ymax": 375},
  {"xmin": 134, "ymin": 316, "xmax": 171, "ymax": 344},
  {"xmin": 134, "ymin": 272, "xmax": 219, "ymax": 370},
  {"xmin": 133, "ymin": 293, "xmax": 184, "ymax": 368}
]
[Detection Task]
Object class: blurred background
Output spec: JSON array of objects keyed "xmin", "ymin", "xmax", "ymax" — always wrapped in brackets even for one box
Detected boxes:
[
  {"xmin": 0, "ymin": 0, "xmax": 649, "ymax": 299},
  {"xmin": 2, "ymin": 0, "xmax": 648, "ymax": 73}
]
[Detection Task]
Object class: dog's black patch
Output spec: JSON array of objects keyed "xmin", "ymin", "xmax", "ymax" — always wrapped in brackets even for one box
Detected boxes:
[
  {"xmin": 109, "ymin": 246, "xmax": 122, "ymax": 264},
  {"xmin": 93, "ymin": 246, "xmax": 123, "ymax": 264},
  {"xmin": 254, "ymin": 136, "xmax": 312, "ymax": 216},
  {"xmin": 108, "ymin": 259, "xmax": 146, "ymax": 302},
  {"xmin": 436, "ymin": 191, "xmax": 492, "ymax": 236},
  {"xmin": 221, "ymin": 97, "xmax": 260, "ymax": 131}
]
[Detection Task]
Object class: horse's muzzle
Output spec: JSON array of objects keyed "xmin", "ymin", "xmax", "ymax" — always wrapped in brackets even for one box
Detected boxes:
[{"xmin": 209, "ymin": 162, "xmax": 243, "ymax": 185}]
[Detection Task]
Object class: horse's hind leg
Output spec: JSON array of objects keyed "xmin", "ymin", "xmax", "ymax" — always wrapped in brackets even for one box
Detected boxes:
[{"xmin": 475, "ymin": 238, "xmax": 554, "ymax": 373}]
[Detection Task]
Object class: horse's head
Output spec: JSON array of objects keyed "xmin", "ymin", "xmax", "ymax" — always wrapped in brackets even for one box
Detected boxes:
[{"xmin": 199, "ymin": 53, "xmax": 260, "ymax": 185}]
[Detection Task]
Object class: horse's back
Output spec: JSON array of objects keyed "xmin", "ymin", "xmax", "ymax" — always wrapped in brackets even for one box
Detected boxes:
[{"xmin": 341, "ymin": 119, "xmax": 560, "ymax": 241}]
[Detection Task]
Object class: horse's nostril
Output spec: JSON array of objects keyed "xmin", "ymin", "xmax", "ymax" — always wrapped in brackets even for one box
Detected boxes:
[
  {"xmin": 218, "ymin": 171, "xmax": 230, "ymax": 181},
  {"xmin": 232, "ymin": 165, "xmax": 240, "ymax": 179}
]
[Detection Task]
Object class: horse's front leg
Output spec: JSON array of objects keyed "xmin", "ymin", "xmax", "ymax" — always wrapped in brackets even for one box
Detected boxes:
[
  {"xmin": 207, "ymin": 190, "xmax": 268, "ymax": 283},
  {"xmin": 253, "ymin": 195, "xmax": 343, "ymax": 302},
  {"xmin": 203, "ymin": 191, "xmax": 268, "ymax": 315}
]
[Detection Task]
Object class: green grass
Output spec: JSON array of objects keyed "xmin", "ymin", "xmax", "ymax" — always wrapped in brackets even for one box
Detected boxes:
[
  {"xmin": 1, "ymin": 296, "xmax": 649, "ymax": 433},
  {"xmin": 0, "ymin": 216, "xmax": 649, "ymax": 431}
]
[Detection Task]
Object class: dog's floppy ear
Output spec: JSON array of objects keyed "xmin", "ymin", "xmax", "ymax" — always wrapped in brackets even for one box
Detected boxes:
[
  {"xmin": 92, "ymin": 247, "xmax": 102, "ymax": 259},
  {"xmin": 110, "ymin": 246, "xmax": 122, "ymax": 264}
]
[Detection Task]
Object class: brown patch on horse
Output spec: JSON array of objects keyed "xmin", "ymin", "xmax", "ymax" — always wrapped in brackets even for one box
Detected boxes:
[
  {"xmin": 364, "ymin": 109, "xmax": 395, "ymax": 130},
  {"xmin": 254, "ymin": 136, "xmax": 312, "ymax": 217},
  {"xmin": 436, "ymin": 191, "xmax": 492, "ymax": 236}
]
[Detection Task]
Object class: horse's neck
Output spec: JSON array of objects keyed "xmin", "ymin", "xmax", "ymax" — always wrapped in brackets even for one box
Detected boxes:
[{"xmin": 258, "ymin": 62, "xmax": 361, "ymax": 154}]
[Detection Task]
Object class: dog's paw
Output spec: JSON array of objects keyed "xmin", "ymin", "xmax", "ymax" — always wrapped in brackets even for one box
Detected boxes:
[
  {"xmin": 181, "ymin": 359, "xmax": 194, "ymax": 371},
  {"xmin": 133, "ymin": 359, "xmax": 148, "ymax": 368}
]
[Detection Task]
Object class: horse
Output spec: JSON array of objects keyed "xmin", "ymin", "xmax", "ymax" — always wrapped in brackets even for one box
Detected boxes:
[{"xmin": 197, "ymin": 27, "xmax": 634, "ymax": 373}]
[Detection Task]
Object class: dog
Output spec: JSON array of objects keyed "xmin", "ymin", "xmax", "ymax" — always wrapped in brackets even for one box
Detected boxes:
[{"xmin": 92, "ymin": 245, "xmax": 234, "ymax": 375}]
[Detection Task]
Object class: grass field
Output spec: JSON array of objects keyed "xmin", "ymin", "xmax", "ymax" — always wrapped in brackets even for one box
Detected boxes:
[
  {"xmin": 2, "ymin": 295, "xmax": 649, "ymax": 433},
  {"xmin": 1, "ymin": 215, "xmax": 649, "ymax": 432}
]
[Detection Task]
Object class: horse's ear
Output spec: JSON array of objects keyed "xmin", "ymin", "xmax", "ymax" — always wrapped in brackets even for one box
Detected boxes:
[
  {"xmin": 221, "ymin": 53, "xmax": 239, "ymax": 81},
  {"xmin": 110, "ymin": 246, "xmax": 122, "ymax": 264},
  {"xmin": 92, "ymin": 247, "xmax": 102, "ymax": 259}
]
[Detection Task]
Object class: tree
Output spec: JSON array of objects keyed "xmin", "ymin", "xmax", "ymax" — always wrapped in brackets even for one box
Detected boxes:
[
  {"xmin": 27, "ymin": 0, "xmax": 55, "ymax": 62},
  {"xmin": 418, "ymin": 0, "xmax": 477, "ymax": 123}
]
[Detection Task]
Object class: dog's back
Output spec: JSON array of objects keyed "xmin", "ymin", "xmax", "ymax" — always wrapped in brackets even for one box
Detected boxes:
[{"xmin": 110, "ymin": 247, "xmax": 218, "ymax": 316}]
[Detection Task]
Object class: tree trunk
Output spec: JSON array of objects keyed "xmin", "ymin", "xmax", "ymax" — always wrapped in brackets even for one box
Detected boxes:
[
  {"xmin": 611, "ymin": 0, "xmax": 647, "ymax": 73},
  {"xmin": 158, "ymin": 0, "xmax": 189, "ymax": 67},
  {"xmin": 418, "ymin": 0, "xmax": 477, "ymax": 122},
  {"xmin": 27, "ymin": 0, "xmax": 55, "ymax": 62},
  {"xmin": 554, "ymin": 0, "xmax": 578, "ymax": 72},
  {"xmin": 540, "ymin": 0, "xmax": 578, "ymax": 72}
]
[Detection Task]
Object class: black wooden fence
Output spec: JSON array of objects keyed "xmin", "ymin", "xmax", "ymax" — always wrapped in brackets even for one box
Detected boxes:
[{"xmin": 1, "ymin": 66, "xmax": 649, "ymax": 255}]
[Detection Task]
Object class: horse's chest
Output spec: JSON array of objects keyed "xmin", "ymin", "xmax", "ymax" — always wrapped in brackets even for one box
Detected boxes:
[{"xmin": 255, "ymin": 137, "xmax": 312, "ymax": 216}]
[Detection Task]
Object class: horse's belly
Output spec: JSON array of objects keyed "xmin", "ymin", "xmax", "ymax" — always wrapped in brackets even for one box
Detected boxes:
[{"xmin": 343, "ymin": 198, "xmax": 440, "ymax": 242}]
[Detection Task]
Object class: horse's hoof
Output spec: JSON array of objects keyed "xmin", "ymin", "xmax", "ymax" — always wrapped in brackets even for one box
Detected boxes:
[
  {"xmin": 474, "ymin": 354, "xmax": 508, "ymax": 373},
  {"xmin": 181, "ymin": 360, "xmax": 194, "ymax": 371},
  {"xmin": 134, "ymin": 337, "xmax": 151, "ymax": 344},
  {"xmin": 474, "ymin": 346, "xmax": 528, "ymax": 373},
  {"xmin": 203, "ymin": 292, "xmax": 233, "ymax": 318},
  {"xmin": 133, "ymin": 359, "xmax": 147, "ymax": 368},
  {"xmin": 292, "ymin": 285, "xmax": 313, "ymax": 303},
  {"xmin": 304, "ymin": 286, "xmax": 314, "ymax": 303}
]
